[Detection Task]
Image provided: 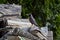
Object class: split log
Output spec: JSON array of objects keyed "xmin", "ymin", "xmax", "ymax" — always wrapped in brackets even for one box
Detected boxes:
[
  {"xmin": 11, "ymin": 28, "xmax": 39, "ymax": 40},
  {"xmin": 0, "ymin": 28, "xmax": 39, "ymax": 40}
]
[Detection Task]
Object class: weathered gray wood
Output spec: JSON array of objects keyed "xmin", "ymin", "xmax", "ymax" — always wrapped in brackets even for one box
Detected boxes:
[
  {"xmin": 7, "ymin": 36, "xmax": 20, "ymax": 40},
  {"xmin": 0, "ymin": 4, "xmax": 21, "ymax": 18},
  {"xmin": 7, "ymin": 36, "xmax": 31, "ymax": 40},
  {"xmin": 36, "ymin": 32, "xmax": 47, "ymax": 40},
  {"xmin": 47, "ymin": 31, "xmax": 53, "ymax": 40},
  {"xmin": 0, "ymin": 28, "xmax": 39, "ymax": 40},
  {"xmin": 7, "ymin": 19, "xmax": 32, "ymax": 29},
  {"xmin": 12, "ymin": 28, "xmax": 39, "ymax": 40}
]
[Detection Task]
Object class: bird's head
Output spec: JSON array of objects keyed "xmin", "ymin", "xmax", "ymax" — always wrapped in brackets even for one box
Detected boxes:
[
  {"xmin": 26, "ymin": 13, "xmax": 32, "ymax": 17},
  {"xmin": 29, "ymin": 14, "xmax": 31, "ymax": 16}
]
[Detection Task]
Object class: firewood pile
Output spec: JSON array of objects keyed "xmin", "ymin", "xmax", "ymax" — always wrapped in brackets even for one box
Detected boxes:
[{"xmin": 0, "ymin": 4, "xmax": 53, "ymax": 40}]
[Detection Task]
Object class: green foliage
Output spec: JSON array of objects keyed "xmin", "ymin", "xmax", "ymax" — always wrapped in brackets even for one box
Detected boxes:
[{"xmin": 0, "ymin": 0, "xmax": 7, "ymax": 4}]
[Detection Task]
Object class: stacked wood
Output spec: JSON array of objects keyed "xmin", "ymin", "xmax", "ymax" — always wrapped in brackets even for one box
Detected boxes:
[
  {"xmin": 0, "ymin": 4, "xmax": 21, "ymax": 18},
  {"xmin": 0, "ymin": 4, "xmax": 53, "ymax": 40}
]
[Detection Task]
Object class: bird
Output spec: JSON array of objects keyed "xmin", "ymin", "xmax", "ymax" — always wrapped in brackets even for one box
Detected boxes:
[
  {"xmin": 28, "ymin": 14, "xmax": 48, "ymax": 40},
  {"xmin": 29, "ymin": 14, "xmax": 38, "ymax": 26}
]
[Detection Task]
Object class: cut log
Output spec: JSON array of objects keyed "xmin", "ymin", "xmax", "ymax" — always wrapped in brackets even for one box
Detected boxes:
[
  {"xmin": 12, "ymin": 28, "xmax": 39, "ymax": 40},
  {"xmin": 47, "ymin": 31, "xmax": 53, "ymax": 40},
  {"xmin": 0, "ymin": 28, "xmax": 39, "ymax": 40}
]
